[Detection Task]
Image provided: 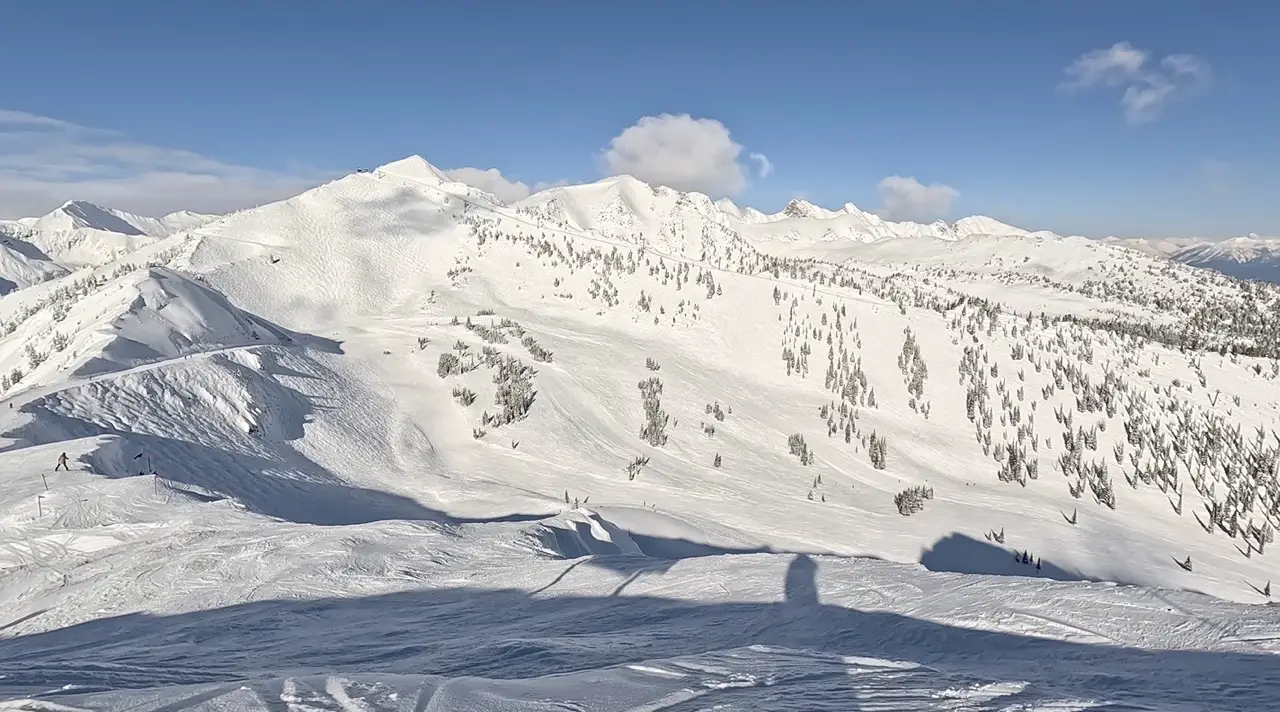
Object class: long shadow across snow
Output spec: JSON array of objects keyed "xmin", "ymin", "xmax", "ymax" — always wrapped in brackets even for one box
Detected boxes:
[
  {"xmin": 531, "ymin": 510, "xmax": 871, "ymax": 596},
  {"xmin": 0, "ymin": 554, "xmax": 1276, "ymax": 710}
]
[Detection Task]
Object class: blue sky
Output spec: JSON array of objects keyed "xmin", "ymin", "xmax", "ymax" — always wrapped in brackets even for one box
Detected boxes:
[{"xmin": 1, "ymin": 1, "xmax": 1275, "ymax": 237}]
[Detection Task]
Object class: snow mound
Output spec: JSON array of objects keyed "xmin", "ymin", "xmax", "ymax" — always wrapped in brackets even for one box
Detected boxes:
[{"xmin": 531, "ymin": 509, "xmax": 646, "ymax": 557}]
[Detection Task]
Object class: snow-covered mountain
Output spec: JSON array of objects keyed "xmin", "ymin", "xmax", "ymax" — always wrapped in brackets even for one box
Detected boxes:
[
  {"xmin": 16, "ymin": 200, "xmax": 219, "ymax": 238},
  {"xmin": 1107, "ymin": 234, "xmax": 1280, "ymax": 283},
  {"xmin": 514, "ymin": 175, "xmax": 1031, "ymax": 257},
  {"xmin": 1, "ymin": 200, "xmax": 220, "ymax": 268},
  {"xmin": 512, "ymin": 174, "xmax": 1280, "ymax": 286},
  {"xmin": 1, "ymin": 157, "xmax": 1279, "ymax": 710}
]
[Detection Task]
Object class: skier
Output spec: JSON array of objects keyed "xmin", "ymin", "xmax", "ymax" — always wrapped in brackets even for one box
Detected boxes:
[{"xmin": 55, "ymin": 452, "xmax": 69, "ymax": 471}]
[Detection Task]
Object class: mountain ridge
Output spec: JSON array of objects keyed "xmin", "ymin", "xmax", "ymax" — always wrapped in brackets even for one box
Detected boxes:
[{"xmin": 2, "ymin": 155, "xmax": 1272, "ymax": 275}]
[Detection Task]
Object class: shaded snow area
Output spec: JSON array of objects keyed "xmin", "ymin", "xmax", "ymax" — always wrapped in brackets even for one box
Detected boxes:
[
  {"xmin": 3, "ymin": 518, "xmax": 1280, "ymax": 711},
  {"xmin": 1, "ymin": 158, "xmax": 1280, "ymax": 710}
]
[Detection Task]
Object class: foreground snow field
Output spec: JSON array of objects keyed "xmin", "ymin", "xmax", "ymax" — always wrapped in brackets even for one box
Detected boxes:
[
  {"xmin": 5, "ymin": 544, "xmax": 1280, "ymax": 711},
  {"xmin": 2, "ymin": 158, "xmax": 1280, "ymax": 710}
]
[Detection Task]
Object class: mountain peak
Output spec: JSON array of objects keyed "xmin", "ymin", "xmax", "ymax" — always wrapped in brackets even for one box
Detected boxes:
[
  {"xmin": 781, "ymin": 199, "xmax": 821, "ymax": 219},
  {"xmin": 376, "ymin": 155, "xmax": 453, "ymax": 184},
  {"xmin": 37, "ymin": 200, "xmax": 144, "ymax": 236},
  {"xmin": 950, "ymin": 215, "xmax": 1028, "ymax": 237},
  {"xmin": 595, "ymin": 174, "xmax": 656, "ymax": 191}
]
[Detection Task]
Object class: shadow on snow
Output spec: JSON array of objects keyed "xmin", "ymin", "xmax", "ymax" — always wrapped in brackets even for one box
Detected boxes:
[
  {"xmin": 0, "ymin": 554, "xmax": 1274, "ymax": 710},
  {"xmin": 530, "ymin": 510, "xmax": 869, "ymax": 597},
  {"xmin": 920, "ymin": 532, "xmax": 1101, "ymax": 584}
]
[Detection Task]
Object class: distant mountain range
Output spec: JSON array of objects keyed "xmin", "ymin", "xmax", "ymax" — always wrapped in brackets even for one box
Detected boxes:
[
  {"xmin": 0, "ymin": 200, "xmax": 218, "ymax": 276},
  {"xmin": 2, "ymin": 174, "xmax": 1276, "ymax": 286},
  {"xmin": 1103, "ymin": 235, "xmax": 1280, "ymax": 282}
]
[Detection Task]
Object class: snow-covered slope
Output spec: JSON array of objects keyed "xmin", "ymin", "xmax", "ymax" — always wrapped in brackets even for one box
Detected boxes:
[
  {"xmin": 0, "ymin": 236, "xmax": 67, "ymax": 294},
  {"xmin": 1107, "ymin": 234, "xmax": 1280, "ymax": 283},
  {"xmin": 2, "ymin": 157, "xmax": 1280, "ymax": 709}
]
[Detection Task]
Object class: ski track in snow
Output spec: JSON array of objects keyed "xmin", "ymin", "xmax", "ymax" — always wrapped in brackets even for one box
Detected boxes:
[{"xmin": 0, "ymin": 158, "xmax": 1279, "ymax": 710}]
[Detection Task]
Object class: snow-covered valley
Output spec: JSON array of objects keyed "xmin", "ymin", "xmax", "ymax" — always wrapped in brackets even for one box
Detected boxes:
[{"xmin": 2, "ymin": 157, "xmax": 1280, "ymax": 711}]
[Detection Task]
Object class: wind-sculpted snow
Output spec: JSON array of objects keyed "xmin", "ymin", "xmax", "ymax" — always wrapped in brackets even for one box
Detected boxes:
[{"xmin": 2, "ymin": 156, "xmax": 1280, "ymax": 708}]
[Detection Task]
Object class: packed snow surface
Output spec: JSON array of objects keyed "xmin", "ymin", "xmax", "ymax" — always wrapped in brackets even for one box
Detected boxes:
[{"xmin": 1, "ymin": 158, "xmax": 1279, "ymax": 710}]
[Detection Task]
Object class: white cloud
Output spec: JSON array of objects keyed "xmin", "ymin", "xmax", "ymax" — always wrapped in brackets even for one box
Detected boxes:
[
  {"xmin": 443, "ymin": 167, "xmax": 531, "ymax": 203},
  {"xmin": 874, "ymin": 176, "xmax": 959, "ymax": 222},
  {"xmin": 601, "ymin": 114, "xmax": 765, "ymax": 197},
  {"xmin": 0, "ymin": 110, "xmax": 332, "ymax": 219},
  {"xmin": 749, "ymin": 152, "xmax": 774, "ymax": 179},
  {"xmin": 442, "ymin": 167, "xmax": 567, "ymax": 203},
  {"xmin": 1060, "ymin": 42, "xmax": 1211, "ymax": 124},
  {"xmin": 1061, "ymin": 41, "xmax": 1149, "ymax": 89}
]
